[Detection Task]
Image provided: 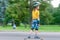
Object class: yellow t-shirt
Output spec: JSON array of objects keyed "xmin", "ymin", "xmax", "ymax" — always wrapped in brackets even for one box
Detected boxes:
[{"xmin": 32, "ymin": 9, "xmax": 39, "ymax": 19}]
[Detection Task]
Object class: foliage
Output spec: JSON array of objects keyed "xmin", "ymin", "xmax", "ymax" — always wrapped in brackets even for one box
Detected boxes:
[
  {"xmin": 53, "ymin": 5, "xmax": 60, "ymax": 24},
  {"xmin": 5, "ymin": 0, "xmax": 29, "ymax": 26},
  {"xmin": 4, "ymin": 0, "xmax": 60, "ymax": 26}
]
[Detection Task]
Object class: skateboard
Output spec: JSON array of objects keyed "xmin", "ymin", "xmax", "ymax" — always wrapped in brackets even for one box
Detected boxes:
[{"xmin": 24, "ymin": 36, "xmax": 44, "ymax": 40}]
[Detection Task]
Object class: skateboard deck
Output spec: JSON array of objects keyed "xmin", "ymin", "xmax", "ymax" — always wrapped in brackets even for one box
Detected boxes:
[
  {"xmin": 24, "ymin": 37, "xmax": 44, "ymax": 40},
  {"xmin": 24, "ymin": 38, "xmax": 40, "ymax": 40}
]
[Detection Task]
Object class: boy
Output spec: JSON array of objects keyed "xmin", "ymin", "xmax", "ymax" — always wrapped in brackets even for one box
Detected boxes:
[{"xmin": 28, "ymin": 1, "xmax": 40, "ymax": 39}]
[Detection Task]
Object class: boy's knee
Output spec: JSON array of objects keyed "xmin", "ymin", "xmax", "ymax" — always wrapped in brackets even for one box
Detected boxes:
[
  {"xmin": 31, "ymin": 28, "xmax": 34, "ymax": 30},
  {"xmin": 35, "ymin": 28, "xmax": 38, "ymax": 30}
]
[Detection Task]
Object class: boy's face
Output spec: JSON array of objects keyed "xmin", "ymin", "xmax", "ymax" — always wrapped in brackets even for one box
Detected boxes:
[{"xmin": 36, "ymin": 6, "xmax": 39, "ymax": 10}]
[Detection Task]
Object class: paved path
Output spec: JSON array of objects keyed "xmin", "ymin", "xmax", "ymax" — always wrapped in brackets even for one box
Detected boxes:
[{"xmin": 0, "ymin": 32, "xmax": 60, "ymax": 40}]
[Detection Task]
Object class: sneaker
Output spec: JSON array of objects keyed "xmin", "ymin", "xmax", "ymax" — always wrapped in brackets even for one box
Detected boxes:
[
  {"xmin": 28, "ymin": 36, "xmax": 31, "ymax": 38},
  {"xmin": 34, "ymin": 36, "xmax": 40, "ymax": 39}
]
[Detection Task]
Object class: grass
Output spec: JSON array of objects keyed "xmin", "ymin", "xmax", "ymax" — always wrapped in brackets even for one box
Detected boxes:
[
  {"xmin": 0, "ymin": 25, "xmax": 60, "ymax": 32},
  {"xmin": 39, "ymin": 25, "xmax": 60, "ymax": 32}
]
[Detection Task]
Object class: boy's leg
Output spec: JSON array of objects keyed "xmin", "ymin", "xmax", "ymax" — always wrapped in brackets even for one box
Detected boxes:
[
  {"xmin": 35, "ymin": 20, "xmax": 40, "ymax": 36},
  {"xmin": 34, "ymin": 21, "xmax": 40, "ymax": 39},
  {"xmin": 35, "ymin": 28, "xmax": 40, "ymax": 37},
  {"xmin": 28, "ymin": 30, "xmax": 33, "ymax": 38},
  {"xmin": 35, "ymin": 24, "xmax": 40, "ymax": 35},
  {"xmin": 28, "ymin": 21, "xmax": 35, "ymax": 38},
  {"xmin": 34, "ymin": 28, "xmax": 40, "ymax": 39}
]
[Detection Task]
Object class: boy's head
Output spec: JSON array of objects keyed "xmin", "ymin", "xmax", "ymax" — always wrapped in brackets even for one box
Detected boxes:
[
  {"xmin": 33, "ymin": 1, "xmax": 40, "ymax": 10},
  {"xmin": 35, "ymin": 6, "xmax": 39, "ymax": 10}
]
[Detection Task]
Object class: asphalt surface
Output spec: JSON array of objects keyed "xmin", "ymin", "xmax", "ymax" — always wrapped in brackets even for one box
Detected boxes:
[{"xmin": 0, "ymin": 32, "xmax": 60, "ymax": 40}]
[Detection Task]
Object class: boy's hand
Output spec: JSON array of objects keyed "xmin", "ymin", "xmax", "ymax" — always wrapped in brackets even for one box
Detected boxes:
[{"xmin": 38, "ymin": 18, "xmax": 40, "ymax": 20}]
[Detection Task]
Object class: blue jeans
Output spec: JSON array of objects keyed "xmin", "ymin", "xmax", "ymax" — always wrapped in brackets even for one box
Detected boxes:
[{"xmin": 31, "ymin": 19, "xmax": 39, "ymax": 30}]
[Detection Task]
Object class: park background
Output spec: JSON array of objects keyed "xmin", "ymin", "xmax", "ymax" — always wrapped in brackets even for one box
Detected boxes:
[{"xmin": 0, "ymin": 0, "xmax": 60, "ymax": 32}]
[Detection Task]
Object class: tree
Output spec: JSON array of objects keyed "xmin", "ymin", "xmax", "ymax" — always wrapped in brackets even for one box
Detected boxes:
[
  {"xmin": 5, "ymin": 0, "xmax": 29, "ymax": 26},
  {"xmin": 53, "ymin": 4, "xmax": 60, "ymax": 24},
  {"xmin": 5, "ymin": 0, "xmax": 58, "ymax": 26},
  {"xmin": 40, "ymin": 10, "xmax": 53, "ymax": 25},
  {"xmin": 40, "ymin": 0, "xmax": 54, "ymax": 25}
]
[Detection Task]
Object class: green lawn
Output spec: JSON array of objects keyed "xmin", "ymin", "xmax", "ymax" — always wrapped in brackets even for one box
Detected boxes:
[{"xmin": 0, "ymin": 25, "xmax": 60, "ymax": 32}]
